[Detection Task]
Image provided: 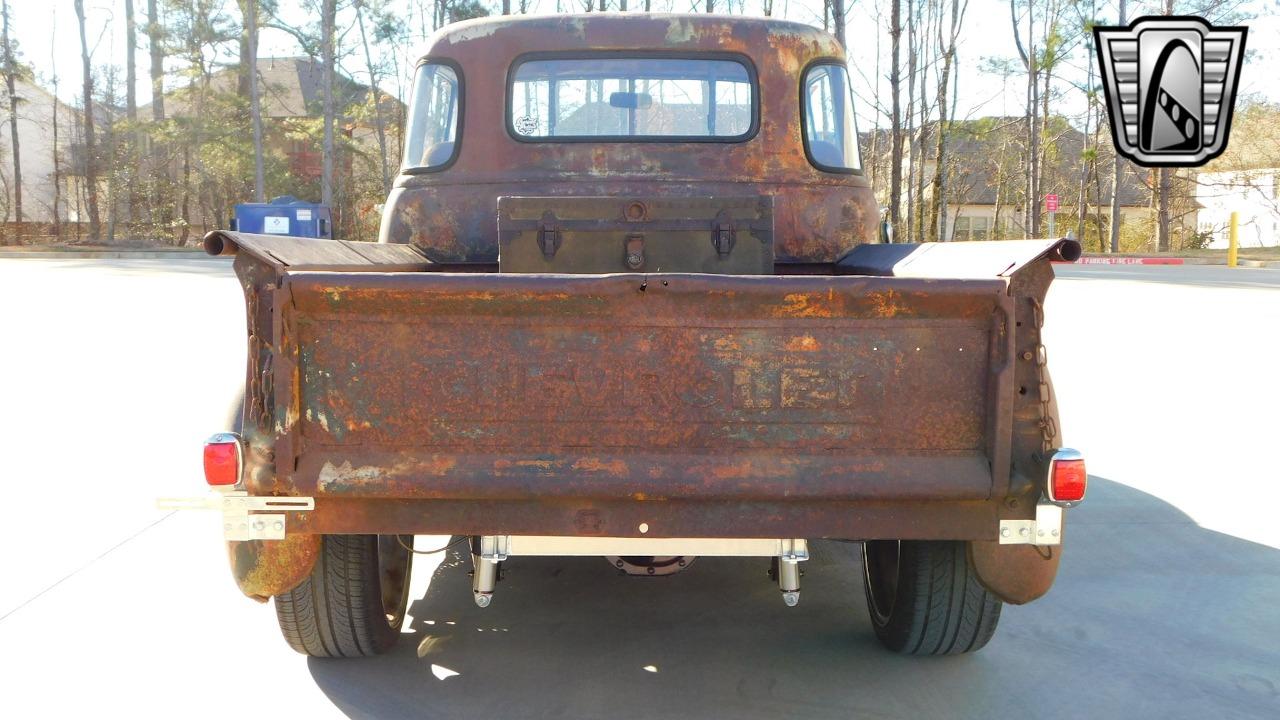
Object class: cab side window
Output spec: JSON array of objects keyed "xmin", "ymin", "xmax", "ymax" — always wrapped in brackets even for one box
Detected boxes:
[{"xmin": 803, "ymin": 63, "xmax": 862, "ymax": 173}]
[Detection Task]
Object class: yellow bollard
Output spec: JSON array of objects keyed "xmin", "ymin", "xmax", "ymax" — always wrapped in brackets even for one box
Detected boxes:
[{"xmin": 1228, "ymin": 211, "xmax": 1239, "ymax": 268}]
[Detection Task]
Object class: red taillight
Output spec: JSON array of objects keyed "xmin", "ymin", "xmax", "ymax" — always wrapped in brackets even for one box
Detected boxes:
[
  {"xmin": 203, "ymin": 434, "xmax": 242, "ymax": 487},
  {"xmin": 1048, "ymin": 449, "xmax": 1086, "ymax": 505}
]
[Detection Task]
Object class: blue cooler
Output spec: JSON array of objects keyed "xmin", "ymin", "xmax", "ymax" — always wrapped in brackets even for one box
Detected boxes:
[{"xmin": 231, "ymin": 196, "xmax": 333, "ymax": 238}]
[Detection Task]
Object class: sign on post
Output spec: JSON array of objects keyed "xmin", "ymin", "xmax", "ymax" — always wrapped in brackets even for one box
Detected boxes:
[{"xmin": 1045, "ymin": 194, "xmax": 1059, "ymax": 238}]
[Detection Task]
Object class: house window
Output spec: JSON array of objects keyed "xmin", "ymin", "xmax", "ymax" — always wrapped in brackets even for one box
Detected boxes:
[{"xmin": 953, "ymin": 216, "xmax": 991, "ymax": 241}]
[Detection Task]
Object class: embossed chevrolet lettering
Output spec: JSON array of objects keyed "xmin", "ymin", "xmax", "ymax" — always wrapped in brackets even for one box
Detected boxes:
[
  {"xmin": 423, "ymin": 359, "xmax": 872, "ymax": 414},
  {"xmin": 178, "ymin": 13, "xmax": 1085, "ymax": 661}
]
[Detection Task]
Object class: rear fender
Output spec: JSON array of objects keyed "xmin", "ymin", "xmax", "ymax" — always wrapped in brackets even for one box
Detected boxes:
[
  {"xmin": 970, "ymin": 541, "xmax": 1062, "ymax": 605},
  {"xmin": 228, "ymin": 534, "xmax": 321, "ymax": 602}
]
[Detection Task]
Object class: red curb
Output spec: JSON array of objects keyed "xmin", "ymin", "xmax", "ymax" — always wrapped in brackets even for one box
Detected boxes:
[{"xmin": 1054, "ymin": 257, "xmax": 1186, "ymax": 265}]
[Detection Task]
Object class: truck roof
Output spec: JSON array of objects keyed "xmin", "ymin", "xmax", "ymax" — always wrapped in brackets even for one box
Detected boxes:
[{"xmin": 419, "ymin": 12, "xmax": 844, "ymax": 64}]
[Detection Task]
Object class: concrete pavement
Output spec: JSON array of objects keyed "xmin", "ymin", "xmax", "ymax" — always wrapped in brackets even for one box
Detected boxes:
[{"xmin": 0, "ymin": 259, "xmax": 1276, "ymax": 719}]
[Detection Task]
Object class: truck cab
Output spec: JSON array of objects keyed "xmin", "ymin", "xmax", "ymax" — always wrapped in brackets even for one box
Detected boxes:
[{"xmin": 379, "ymin": 14, "xmax": 878, "ymax": 267}]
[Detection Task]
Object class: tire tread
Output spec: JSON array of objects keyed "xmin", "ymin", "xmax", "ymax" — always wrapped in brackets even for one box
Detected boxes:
[
  {"xmin": 274, "ymin": 535, "xmax": 400, "ymax": 658},
  {"xmin": 864, "ymin": 540, "xmax": 1002, "ymax": 655}
]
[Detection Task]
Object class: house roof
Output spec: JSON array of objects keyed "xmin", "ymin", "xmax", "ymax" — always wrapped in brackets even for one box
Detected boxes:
[
  {"xmin": 860, "ymin": 117, "xmax": 1151, "ymax": 208},
  {"xmin": 141, "ymin": 56, "xmax": 390, "ymax": 120}
]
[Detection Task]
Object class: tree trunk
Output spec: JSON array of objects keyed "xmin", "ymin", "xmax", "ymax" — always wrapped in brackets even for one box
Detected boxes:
[
  {"xmin": 993, "ymin": 178, "xmax": 1004, "ymax": 240},
  {"xmin": 51, "ymin": 9, "xmax": 61, "ymax": 242},
  {"xmin": 125, "ymin": 1, "xmax": 137, "ymax": 122},
  {"xmin": 905, "ymin": 0, "xmax": 917, "ymax": 243},
  {"xmin": 706, "ymin": 0, "xmax": 714, "ymax": 13},
  {"xmin": 1026, "ymin": 6, "xmax": 1039, "ymax": 238},
  {"xmin": 929, "ymin": 0, "xmax": 962, "ymax": 242},
  {"xmin": 321, "ymin": 0, "xmax": 336, "ymax": 208},
  {"xmin": 832, "ymin": 0, "xmax": 845, "ymax": 46},
  {"xmin": 1107, "ymin": 0, "xmax": 1127, "ymax": 252},
  {"xmin": 121, "ymin": 0, "xmax": 138, "ymax": 234},
  {"xmin": 3, "ymin": 1, "xmax": 22, "ymax": 230},
  {"xmin": 247, "ymin": 0, "xmax": 265, "ymax": 202},
  {"xmin": 104, "ymin": 70, "xmax": 117, "ymax": 244},
  {"xmin": 74, "ymin": 0, "xmax": 100, "ymax": 241},
  {"xmin": 1157, "ymin": 169, "xmax": 1171, "ymax": 251},
  {"xmin": 180, "ymin": 144, "xmax": 190, "ymax": 245},
  {"xmin": 1155, "ymin": 0, "xmax": 1173, "ymax": 252},
  {"xmin": 503, "ymin": 0, "xmax": 511, "ymax": 14},
  {"xmin": 147, "ymin": 0, "xmax": 166, "ymax": 231},
  {"xmin": 889, "ymin": 0, "xmax": 902, "ymax": 237},
  {"xmin": 355, "ymin": 1, "xmax": 390, "ymax": 195},
  {"xmin": 148, "ymin": 0, "xmax": 163, "ymax": 122}
]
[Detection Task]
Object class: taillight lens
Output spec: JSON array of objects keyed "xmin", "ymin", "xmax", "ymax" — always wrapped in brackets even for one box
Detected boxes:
[
  {"xmin": 1047, "ymin": 449, "xmax": 1086, "ymax": 505},
  {"xmin": 203, "ymin": 433, "xmax": 242, "ymax": 487}
]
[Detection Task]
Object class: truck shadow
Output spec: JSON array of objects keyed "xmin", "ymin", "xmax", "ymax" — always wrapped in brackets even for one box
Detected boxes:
[{"xmin": 307, "ymin": 476, "xmax": 1280, "ymax": 720}]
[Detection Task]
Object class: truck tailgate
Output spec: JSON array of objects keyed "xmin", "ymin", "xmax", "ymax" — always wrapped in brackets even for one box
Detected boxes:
[{"xmin": 271, "ymin": 272, "xmax": 1015, "ymax": 505}]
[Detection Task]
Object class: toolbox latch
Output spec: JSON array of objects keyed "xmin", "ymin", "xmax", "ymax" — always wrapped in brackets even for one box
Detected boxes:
[
  {"xmin": 712, "ymin": 210, "xmax": 736, "ymax": 257},
  {"xmin": 538, "ymin": 211, "xmax": 561, "ymax": 259},
  {"xmin": 625, "ymin": 234, "xmax": 646, "ymax": 270}
]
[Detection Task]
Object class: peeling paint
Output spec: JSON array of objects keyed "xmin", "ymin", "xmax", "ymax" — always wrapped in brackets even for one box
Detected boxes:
[
  {"xmin": 664, "ymin": 18, "xmax": 697, "ymax": 44},
  {"xmin": 318, "ymin": 460, "xmax": 385, "ymax": 491}
]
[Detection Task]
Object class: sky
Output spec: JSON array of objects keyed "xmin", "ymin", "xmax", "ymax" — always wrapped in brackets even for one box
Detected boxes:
[{"xmin": 13, "ymin": 0, "xmax": 1280, "ymax": 132}]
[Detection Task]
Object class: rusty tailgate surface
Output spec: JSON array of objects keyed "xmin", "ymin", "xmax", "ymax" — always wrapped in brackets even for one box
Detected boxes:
[{"xmin": 276, "ymin": 272, "xmax": 1013, "ymax": 507}]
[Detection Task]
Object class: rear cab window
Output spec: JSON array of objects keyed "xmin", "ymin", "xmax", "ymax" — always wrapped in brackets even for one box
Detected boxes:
[
  {"xmin": 802, "ymin": 63, "xmax": 862, "ymax": 173},
  {"xmin": 508, "ymin": 55, "xmax": 757, "ymax": 141}
]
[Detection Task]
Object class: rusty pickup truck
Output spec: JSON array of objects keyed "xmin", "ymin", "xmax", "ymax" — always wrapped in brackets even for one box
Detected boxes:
[{"xmin": 170, "ymin": 13, "xmax": 1086, "ymax": 658}]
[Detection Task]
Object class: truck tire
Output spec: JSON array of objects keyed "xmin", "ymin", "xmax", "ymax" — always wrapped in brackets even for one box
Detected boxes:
[
  {"xmin": 274, "ymin": 534, "xmax": 412, "ymax": 658},
  {"xmin": 861, "ymin": 540, "xmax": 1002, "ymax": 655}
]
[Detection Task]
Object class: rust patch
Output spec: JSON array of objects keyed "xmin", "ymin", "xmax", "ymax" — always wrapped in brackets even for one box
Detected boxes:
[
  {"xmin": 573, "ymin": 457, "xmax": 629, "ymax": 476},
  {"xmin": 229, "ymin": 534, "xmax": 321, "ymax": 601},
  {"xmin": 774, "ymin": 292, "xmax": 837, "ymax": 318},
  {"xmin": 784, "ymin": 335, "xmax": 821, "ymax": 352}
]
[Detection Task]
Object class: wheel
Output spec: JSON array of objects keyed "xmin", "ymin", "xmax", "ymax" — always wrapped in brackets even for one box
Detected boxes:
[
  {"xmin": 861, "ymin": 540, "xmax": 1002, "ymax": 655},
  {"xmin": 274, "ymin": 534, "xmax": 412, "ymax": 658}
]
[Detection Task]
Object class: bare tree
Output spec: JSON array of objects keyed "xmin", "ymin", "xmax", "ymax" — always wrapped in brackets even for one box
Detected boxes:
[
  {"xmin": 889, "ymin": 0, "xmax": 902, "ymax": 237},
  {"xmin": 905, "ymin": 0, "xmax": 918, "ymax": 242},
  {"xmin": 125, "ymin": 1, "xmax": 137, "ymax": 122},
  {"xmin": 321, "ymin": 0, "xmax": 336, "ymax": 208},
  {"xmin": 51, "ymin": 9, "xmax": 61, "ymax": 241},
  {"xmin": 832, "ymin": 0, "xmax": 846, "ymax": 46},
  {"xmin": 2, "ymin": 0, "xmax": 21, "ymax": 228},
  {"xmin": 355, "ymin": 0, "xmax": 390, "ymax": 194},
  {"xmin": 146, "ymin": 0, "xmax": 165, "ymax": 230},
  {"xmin": 147, "ymin": 0, "xmax": 163, "ymax": 122},
  {"xmin": 928, "ymin": 0, "xmax": 968, "ymax": 241},
  {"xmin": 1107, "ymin": 0, "xmax": 1127, "ymax": 252},
  {"xmin": 246, "ymin": 0, "xmax": 264, "ymax": 201},
  {"xmin": 74, "ymin": 0, "xmax": 101, "ymax": 241},
  {"xmin": 1011, "ymin": 0, "xmax": 1040, "ymax": 238},
  {"xmin": 1153, "ymin": 0, "xmax": 1173, "ymax": 251}
]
